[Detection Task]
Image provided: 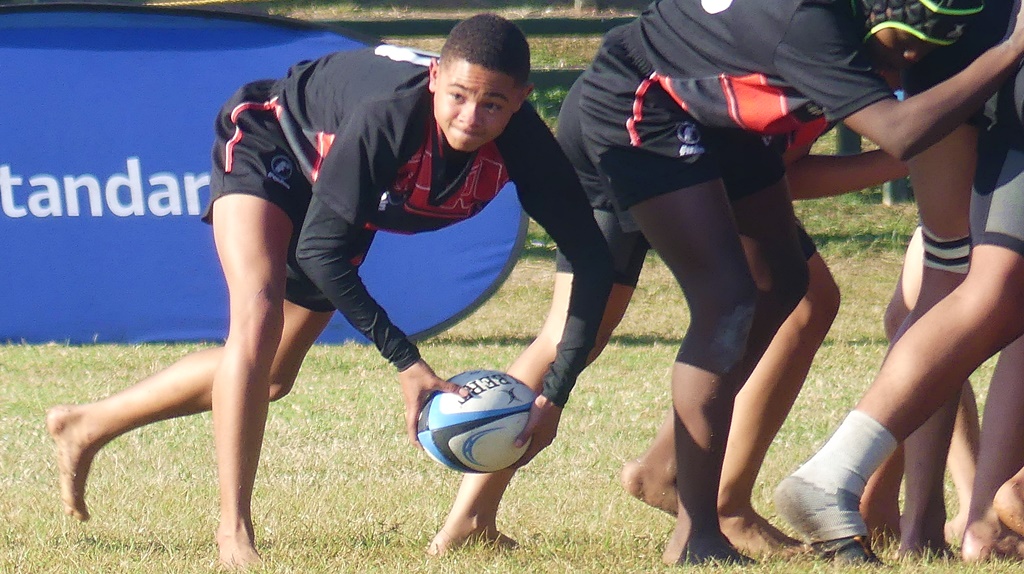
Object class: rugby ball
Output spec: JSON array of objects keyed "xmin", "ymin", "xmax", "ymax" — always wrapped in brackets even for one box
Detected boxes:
[{"xmin": 417, "ymin": 370, "xmax": 535, "ymax": 473}]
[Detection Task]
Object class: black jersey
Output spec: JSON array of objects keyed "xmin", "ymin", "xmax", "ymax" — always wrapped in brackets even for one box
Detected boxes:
[
  {"xmin": 622, "ymin": 0, "xmax": 894, "ymax": 145},
  {"xmin": 269, "ymin": 47, "xmax": 612, "ymax": 406}
]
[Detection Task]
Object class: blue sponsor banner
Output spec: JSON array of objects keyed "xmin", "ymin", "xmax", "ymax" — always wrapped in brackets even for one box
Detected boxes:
[{"xmin": 0, "ymin": 4, "xmax": 526, "ymax": 344}]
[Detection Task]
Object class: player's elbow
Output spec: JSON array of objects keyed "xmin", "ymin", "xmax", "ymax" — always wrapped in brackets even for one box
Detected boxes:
[{"xmin": 881, "ymin": 140, "xmax": 922, "ymax": 162}]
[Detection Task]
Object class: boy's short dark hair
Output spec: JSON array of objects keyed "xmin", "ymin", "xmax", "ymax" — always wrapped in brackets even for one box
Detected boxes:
[
  {"xmin": 860, "ymin": 0, "xmax": 984, "ymax": 46},
  {"xmin": 440, "ymin": 14, "xmax": 530, "ymax": 86}
]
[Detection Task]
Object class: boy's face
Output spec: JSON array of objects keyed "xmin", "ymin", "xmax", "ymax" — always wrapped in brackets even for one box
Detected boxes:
[
  {"xmin": 428, "ymin": 57, "xmax": 533, "ymax": 152},
  {"xmin": 865, "ymin": 27, "xmax": 938, "ymax": 80}
]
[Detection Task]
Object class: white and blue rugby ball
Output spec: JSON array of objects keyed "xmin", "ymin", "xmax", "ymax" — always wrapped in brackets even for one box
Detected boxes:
[{"xmin": 417, "ymin": 370, "xmax": 535, "ymax": 473}]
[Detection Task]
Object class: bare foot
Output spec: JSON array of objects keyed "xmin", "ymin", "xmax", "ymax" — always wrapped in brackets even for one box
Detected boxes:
[
  {"xmin": 662, "ymin": 529, "xmax": 754, "ymax": 566},
  {"xmin": 46, "ymin": 405, "xmax": 103, "ymax": 522},
  {"xmin": 719, "ymin": 509, "xmax": 803, "ymax": 557},
  {"xmin": 217, "ymin": 525, "xmax": 261, "ymax": 568},
  {"xmin": 427, "ymin": 524, "xmax": 518, "ymax": 556},
  {"xmin": 945, "ymin": 511, "xmax": 967, "ymax": 546},
  {"xmin": 898, "ymin": 523, "xmax": 951, "ymax": 558},
  {"xmin": 898, "ymin": 539, "xmax": 953, "ymax": 559},
  {"xmin": 961, "ymin": 516, "xmax": 1024, "ymax": 562},
  {"xmin": 995, "ymin": 477, "xmax": 1024, "ymax": 538},
  {"xmin": 620, "ymin": 459, "xmax": 676, "ymax": 515}
]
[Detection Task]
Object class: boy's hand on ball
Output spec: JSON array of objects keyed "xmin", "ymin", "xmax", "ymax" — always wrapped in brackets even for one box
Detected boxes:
[
  {"xmin": 512, "ymin": 395, "xmax": 562, "ymax": 467},
  {"xmin": 398, "ymin": 360, "xmax": 468, "ymax": 448}
]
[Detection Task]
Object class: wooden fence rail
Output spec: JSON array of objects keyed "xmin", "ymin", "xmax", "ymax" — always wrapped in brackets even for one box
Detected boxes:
[{"xmin": 328, "ymin": 16, "xmax": 633, "ymax": 37}]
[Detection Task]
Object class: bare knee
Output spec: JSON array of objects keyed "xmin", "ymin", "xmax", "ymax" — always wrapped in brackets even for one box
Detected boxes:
[
  {"xmin": 799, "ymin": 260, "xmax": 841, "ymax": 340},
  {"xmin": 267, "ymin": 380, "xmax": 294, "ymax": 401},
  {"xmin": 227, "ymin": 290, "xmax": 285, "ymax": 351},
  {"xmin": 265, "ymin": 349, "xmax": 309, "ymax": 401},
  {"xmin": 678, "ymin": 284, "xmax": 758, "ymax": 374},
  {"xmin": 883, "ymin": 296, "xmax": 908, "ymax": 343}
]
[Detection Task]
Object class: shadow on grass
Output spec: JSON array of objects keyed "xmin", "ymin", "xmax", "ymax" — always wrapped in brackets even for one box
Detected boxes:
[
  {"xmin": 825, "ymin": 335, "xmax": 891, "ymax": 347},
  {"xmin": 435, "ymin": 333, "xmax": 684, "ymax": 346},
  {"xmin": 809, "ymin": 232, "xmax": 912, "ymax": 252},
  {"xmin": 73, "ymin": 534, "xmax": 180, "ymax": 555},
  {"xmin": 520, "ymin": 241, "xmax": 558, "ymax": 260}
]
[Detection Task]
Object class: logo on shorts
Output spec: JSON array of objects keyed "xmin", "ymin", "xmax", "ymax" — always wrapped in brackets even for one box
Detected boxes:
[
  {"xmin": 676, "ymin": 121, "xmax": 706, "ymax": 162},
  {"xmin": 267, "ymin": 155, "xmax": 294, "ymax": 189}
]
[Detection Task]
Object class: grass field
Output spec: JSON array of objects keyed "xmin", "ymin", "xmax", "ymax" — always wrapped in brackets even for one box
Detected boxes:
[
  {"xmin": 2, "ymin": 3, "xmax": 1015, "ymax": 573},
  {"xmin": 2, "ymin": 196, "xmax": 1008, "ymax": 573}
]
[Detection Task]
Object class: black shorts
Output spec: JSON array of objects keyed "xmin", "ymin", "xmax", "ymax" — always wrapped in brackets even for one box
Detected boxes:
[
  {"xmin": 204, "ymin": 80, "xmax": 334, "ymax": 313},
  {"xmin": 574, "ymin": 27, "xmax": 785, "ymax": 211},
  {"xmin": 555, "ymin": 208, "xmax": 818, "ymax": 287},
  {"xmin": 555, "ymin": 208, "xmax": 651, "ymax": 287},
  {"xmin": 971, "ymin": 135, "xmax": 1024, "ymax": 257}
]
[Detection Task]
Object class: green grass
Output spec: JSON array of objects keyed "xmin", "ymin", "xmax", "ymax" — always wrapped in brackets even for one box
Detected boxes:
[{"xmin": 0, "ymin": 194, "xmax": 1005, "ymax": 572}]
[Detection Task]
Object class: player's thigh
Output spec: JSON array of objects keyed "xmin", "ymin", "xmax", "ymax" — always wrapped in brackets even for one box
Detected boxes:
[
  {"xmin": 730, "ymin": 178, "xmax": 808, "ymax": 295},
  {"xmin": 969, "ymin": 142, "xmax": 1024, "ymax": 333},
  {"xmin": 269, "ymin": 300, "xmax": 333, "ymax": 398},
  {"xmin": 806, "ymin": 252, "xmax": 840, "ymax": 314},
  {"xmin": 211, "ymin": 194, "xmax": 294, "ymax": 302},
  {"xmin": 554, "ymin": 207, "xmax": 646, "ymax": 331},
  {"xmin": 910, "ymin": 124, "xmax": 977, "ymax": 237},
  {"xmin": 629, "ymin": 179, "xmax": 750, "ymax": 299}
]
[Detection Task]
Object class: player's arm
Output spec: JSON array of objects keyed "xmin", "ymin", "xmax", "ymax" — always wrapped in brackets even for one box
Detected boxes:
[
  {"xmin": 504, "ymin": 108, "xmax": 614, "ymax": 408},
  {"xmin": 500, "ymin": 107, "xmax": 614, "ymax": 463},
  {"xmin": 295, "ymin": 197, "xmax": 465, "ymax": 444},
  {"xmin": 784, "ymin": 143, "xmax": 908, "ymax": 201},
  {"xmin": 844, "ymin": 21, "xmax": 1024, "ymax": 159},
  {"xmin": 296, "ymin": 200, "xmax": 419, "ymax": 368}
]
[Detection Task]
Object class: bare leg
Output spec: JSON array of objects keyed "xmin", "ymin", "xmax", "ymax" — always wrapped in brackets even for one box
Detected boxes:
[
  {"xmin": 862, "ymin": 448, "xmax": 903, "ymax": 544},
  {"xmin": 47, "ymin": 347, "xmax": 222, "ymax": 522},
  {"xmin": 962, "ymin": 336, "xmax": 1024, "ymax": 561},
  {"xmin": 893, "ymin": 264, "xmax": 965, "ymax": 557},
  {"xmin": 633, "ymin": 179, "xmax": 807, "ymax": 565},
  {"xmin": 210, "ymin": 196, "xmax": 304, "ymax": 567},
  {"xmin": 860, "ymin": 227, "xmax": 923, "ymax": 545},
  {"xmin": 899, "ymin": 390, "xmax": 959, "ymax": 556},
  {"xmin": 995, "ymin": 473, "xmax": 1024, "ymax": 540},
  {"xmin": 48, "ymin": 195, "xmax": 332, "ymax": 568},
  {"xmin": 945, "ymin": 383, "xmax": 980, "ymax": 546},
  {"xmin": 716, "ymin": 253, "xmax": 836, "ymax": 556},
  {"xmin": 774, "ymin": 127, "xmax": 981, "ymax": 560},
  {"xmin": 46, "ymin": 301, "xmax": 330, "ymax": 525},
  {"xmin": 428, "ymin": 275, "xmax": 636, "ymax": 555},
  {"xmin": 857, "ymin": 246, "xmax": 1024, "ymax": 460},
  {"xmin": 621, "ymin": 411, "xmax": 677, "ymax": 514},
  {"xmin": 892, "ymin": 128, "xmax": 976, "ymax": 556},
  {"xmin": 622, "ymin": 253, "xmax": 835, "ymax": 558}
]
